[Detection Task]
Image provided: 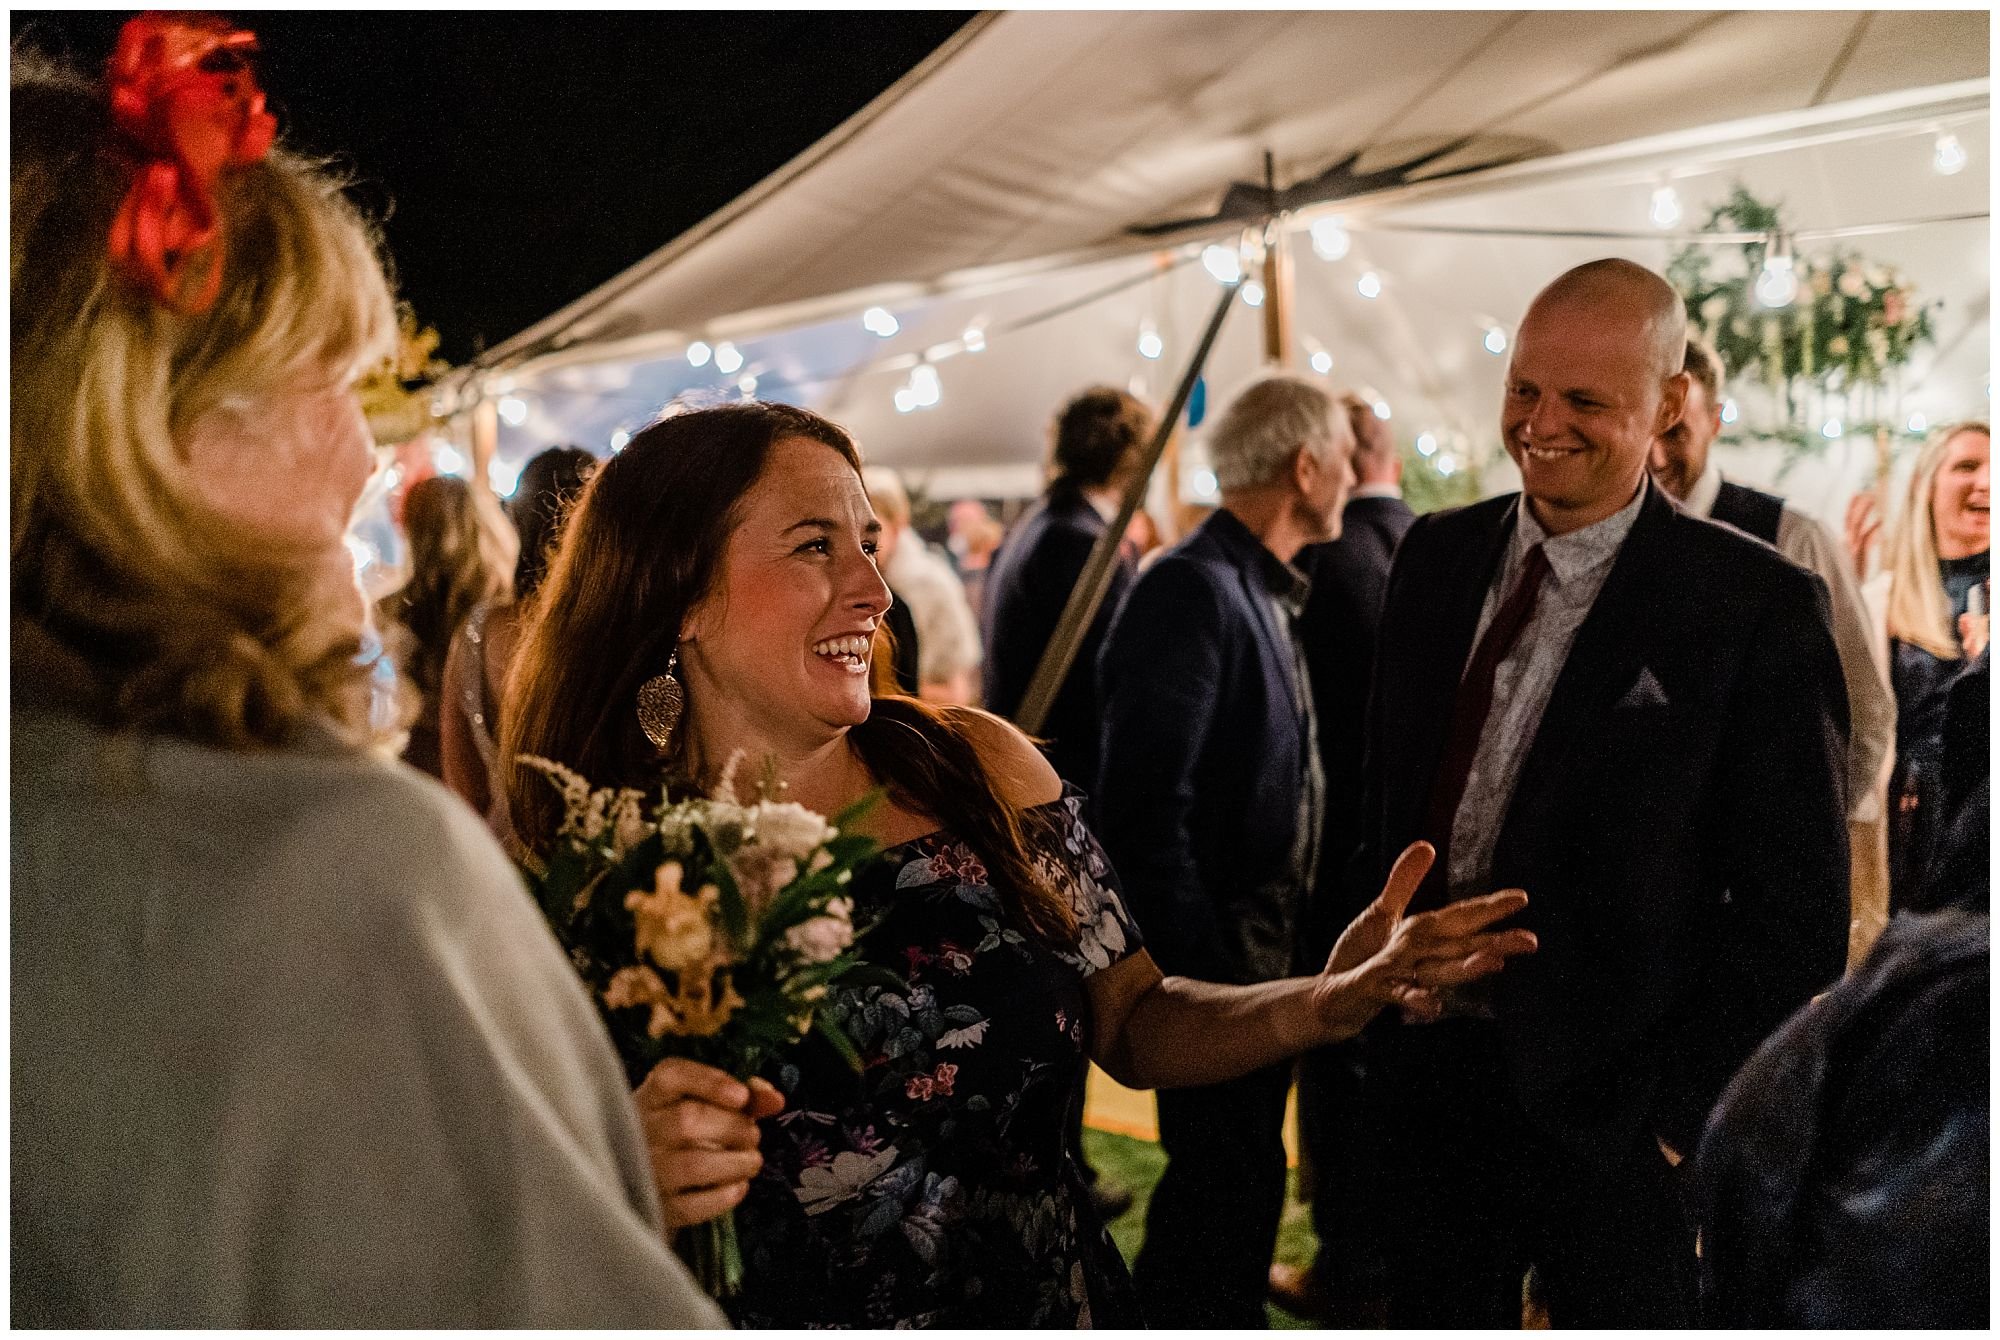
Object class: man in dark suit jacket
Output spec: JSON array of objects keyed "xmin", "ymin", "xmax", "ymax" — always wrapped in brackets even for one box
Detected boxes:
[
  {"xmin": 1096, "ymin": 373, "xmax": 1355, "ymax": 1328},
  {"xmin": 982, "ymin": 386, "xmax": 1155, "ymax": 789},
  {"xmin": 1354, "ymin": 260, "xmax": 1850, "ymax": 1327},
  {"xmin": 1274, "ymin": 394, "xmax": 1416, "ymax": 1321}
]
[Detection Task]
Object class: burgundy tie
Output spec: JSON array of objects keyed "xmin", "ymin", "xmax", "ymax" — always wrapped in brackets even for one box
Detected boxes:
[{"xmin": 1420, "ymin": 542, "xmax": 1552, "ymax": 903}]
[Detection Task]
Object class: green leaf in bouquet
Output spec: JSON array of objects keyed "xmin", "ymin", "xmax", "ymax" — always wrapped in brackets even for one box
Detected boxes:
[
  {"xmin": 711, "ymin": 857, "xmax": 751, "ymax": 948},
  {"xmin": 812, "ymin": 1011, "xmax": 864, "ymax": 1071},
  {"xmin": 832, "ymin": 960, "xmax": 908, "ymax": 994},
  {"xmin": 829, "ymin": 788, "xmax": 886, "ymax": 835}
]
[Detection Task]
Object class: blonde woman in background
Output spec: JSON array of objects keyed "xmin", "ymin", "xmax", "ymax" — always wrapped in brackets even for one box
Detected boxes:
[
  {"xmin": 10, "ymin": 26, "xmax": 719, "ymax": 1327},
  {"xmin": 864, "ymin": 464, "xmax": 985, "ymax": 703},
  {"xmin": 377, "ymin": 473, "xmax": 514, "ymax": 778},
  {"xmin": 1846, "ymin": 422, "xmax": 1990, "ymax": 912}
]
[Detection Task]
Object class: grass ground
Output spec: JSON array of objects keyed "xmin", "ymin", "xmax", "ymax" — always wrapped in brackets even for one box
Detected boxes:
[{"xmin": 1080, "ymin": 1126, "xmax": 1320, "ymax": 1330}]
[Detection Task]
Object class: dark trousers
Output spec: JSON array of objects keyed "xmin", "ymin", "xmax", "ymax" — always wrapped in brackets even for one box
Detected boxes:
[
  {"xmin": 1367, "ymin": 1021, "xmax": 1697, "ymax": 1329},
  {"xmin": 1133, "ymin": 1062, "xmax": 1292, "ymax": 1328},
  {"xmin": 1295, "ymin": 1042, "xmax": 1383, "ymax": 1294}
]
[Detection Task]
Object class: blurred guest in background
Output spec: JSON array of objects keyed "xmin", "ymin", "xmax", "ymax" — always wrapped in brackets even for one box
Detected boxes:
[
  {"xmin": 1277, "ymin": 389, "xmax": 1415, "ymax": 1323},
  {"xmin": 859, "ymin": 467, "xmax": 924, "ymax": 695},
  {"xmin": 1920, "ymin": 646, "xmax": 1988, "ymax": 914},
  {"xmin": 1696, "ymin": 907, "xmax": 1987, "ymax": 1327},
  {"xmin": 1651, "ymin": 340, "xmax": 1896, "ymax": 961},
  {"xmin": 440, "ymin": 445, "xmax": 597, "ymax": 839},
  {"xmin": 865, "ymin": 465, "xmax": 981, "ymax": 703},
  {"xmin": 377, "ymin": 473, "xmax": 513, "ymax": 779},
  {"xmin": 1846, "ymin": 422, "xmax": 1990, "ymax": 912},
  {"xmin": 947, "ymin": 496, "xmax": 1006, "ymax": 619},
  {"xmin": 11, "ymin": 28, "xmax": 718, "ymax": 1326},
  {"xmin": 984, "ymin": 386, "xmax": 1155, "ymax": 790}
]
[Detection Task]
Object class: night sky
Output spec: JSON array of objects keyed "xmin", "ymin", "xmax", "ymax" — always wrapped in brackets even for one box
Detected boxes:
[{"xmin": 11, "ymin": 10, "xmax": 972, "ymax": 364}]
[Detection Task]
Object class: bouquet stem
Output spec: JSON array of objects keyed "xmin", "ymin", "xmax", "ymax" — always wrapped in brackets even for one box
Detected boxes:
[{"xmin": 684, "ymin": 1209, "xmax": 743, "ymax": 1299}]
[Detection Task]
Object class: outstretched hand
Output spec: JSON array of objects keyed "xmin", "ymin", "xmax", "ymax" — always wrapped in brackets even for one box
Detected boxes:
[{"xmin": 1311, "ymin": 841, "xmax": 1537, "ymax": 1042}]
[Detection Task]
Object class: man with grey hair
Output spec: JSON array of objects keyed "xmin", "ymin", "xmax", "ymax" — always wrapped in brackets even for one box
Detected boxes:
[
  {"xmin": 1095, "ymin": 371, "xmax": 1354, "ymax": 1328},
  {"xmin": 1351, "ymin": 259, "xmax": 1849, "ymax": 1325}
]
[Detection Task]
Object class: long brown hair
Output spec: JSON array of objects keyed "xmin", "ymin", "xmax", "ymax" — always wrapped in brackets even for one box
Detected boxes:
[
  {"xmin": 380, "ymin": 474, "xmax": 510, "ymax": 699},
  {"xmin": 503, "ymin": 402, "xmax": 1075, "ymax": 945}
]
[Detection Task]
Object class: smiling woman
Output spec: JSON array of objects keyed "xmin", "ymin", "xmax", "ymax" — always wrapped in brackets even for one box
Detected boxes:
[{"xmin": 502, "ymin": 400, "xmax": 1538, "ymax": 1327}]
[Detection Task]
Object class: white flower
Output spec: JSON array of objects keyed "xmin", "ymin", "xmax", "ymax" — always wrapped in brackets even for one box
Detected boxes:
[
  {"xmin": 1866, "ymin": 328, "xmax": 1890, "ymax": 361},
  {"xmin": 730, "ymin": 848, "xmax": 800, "ymax": 916},
  {"xmin": 783, "ymin": 897, "xmax": 854, "ymax": 963},
  {"xmin": 750, "ymin": 800, "xmax": 838, "ymax": 862},
  {"xmin": 609, "ymin": 789, "xmax": 649, "ymax": 856},
  {"xmin": 1838, "ymin": 269, "xmax": 1867, "ymax": 298},
  {"xmin": 794, "ymin": 1146, "xmax": 899, "ymax": 1215}
]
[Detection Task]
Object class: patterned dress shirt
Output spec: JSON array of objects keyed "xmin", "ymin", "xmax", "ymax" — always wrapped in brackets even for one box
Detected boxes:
[{"xmin": 1446, "ymin": 482, "xmax": 1648, "ymax": 897}]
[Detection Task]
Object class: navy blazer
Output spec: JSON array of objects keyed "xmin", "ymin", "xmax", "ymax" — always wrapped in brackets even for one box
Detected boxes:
[
  {"xmin": 1095, "ymin": 508, "xmax": 1312, "ymax": 984},
  {"xmin": 980, "ymin": 481, "xmax": 1134, "ymax": 790},
  {"xmin": 1356, "ymin": 483, "xmax": 1851, "ymax": 1157}
]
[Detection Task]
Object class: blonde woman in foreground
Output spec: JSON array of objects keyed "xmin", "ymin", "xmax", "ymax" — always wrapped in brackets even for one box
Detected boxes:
[{"xmin": 11, "ymin": 22, "xmax": 720, "ymax": 1327}]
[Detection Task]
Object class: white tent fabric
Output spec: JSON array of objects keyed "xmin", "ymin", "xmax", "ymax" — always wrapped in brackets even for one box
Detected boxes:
[
  {"xmin": 480, "ymin": 9, "xmax": 1985, "ymax": 365},
  {"xmin": 464, "ymin": 10, "xmax": 1988, "ymax": 530}
]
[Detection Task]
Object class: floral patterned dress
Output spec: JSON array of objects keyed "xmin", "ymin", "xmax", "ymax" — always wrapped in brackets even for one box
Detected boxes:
[{"xmin": 728, "ymin": 788, "xmax": 1146, "ymax": 1328}]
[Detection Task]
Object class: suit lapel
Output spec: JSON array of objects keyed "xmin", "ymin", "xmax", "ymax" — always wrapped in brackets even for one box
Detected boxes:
[
  {"xmin": 1503, "ymin": 484, "xmax": 1678, "ymax": 829},
  {"xmin": 1398, "ymin": 501, "xmax": 1517, "ymax": 836}
]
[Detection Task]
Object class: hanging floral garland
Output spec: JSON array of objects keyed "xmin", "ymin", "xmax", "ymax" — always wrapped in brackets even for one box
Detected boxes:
[{"xmin": 1667, "ymin": 186, "xmax": 1938, "ymax": 443}]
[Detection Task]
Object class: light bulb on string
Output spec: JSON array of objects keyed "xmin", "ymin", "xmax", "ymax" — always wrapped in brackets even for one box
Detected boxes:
[
  {"xmin": 1909, "ymin": 411, "xmax": 1928, "ymax": 434},
  {"xmin": 1649, "ymin": 184, "xmax": 1682, "ymax": 230},
  {"xmin": 1721, "ymin": 398, "xmax": 1739, "ymax": 425},
  {"xmin": 962, "ymin": 325, "xmax": 987, "ymax": 353},
  {"xmin": 1202, "ymin": 245, "xmax": 1243, "ymax": 284},
  {"xmin": 894, "ymin": 387, "xmax": 917, "ymax": 414},
  {"xmin": 1416, "ymin": 432, "xmax": 1438, "ymax": 457},
  {"xmin": 1934, "ymin": 132, "xmax": 1967, "ymax": 176},
  {"xmin": 1138, "ymin": 322, "xmax": 1164, "ymax": 360},
  {"xmin": 488, "ymin": 456, "xmax": 521, "ymax": 498},
  {"xmin": 1822, "ymin": 417, "xmax": 1843, "ymax": 440},
  {"xmin": 1483, "ymin": 326, "xmax": 1507, "ymax": 355},
  {"xmin": 1241, "ymin": 281, "xmax": 1265, "ymax": 308},
  {"xmin": 737, "ymin": 374, "xmax": 759, "ymax": 398},
  {"xmin": 1436, "ymin": 452, "xmax": 1458, "ymax": 476},
  {"xmin": 432, "ymin": 442, "xmax": 467, "ymax": 477},
  {"xmin": 610, "ymin": 428, "xmax": 631, "ymax": 452},
  {"xmin": 497, "ymin": 396, "xmax": 528, "ymax": 427},
  {"xmin": 1310, "ymin": 216, "xmax": 1351, "ymax": 262},
  {"xmin": 1372, "ymin": 400, "xmax": 1391, "ymax": 421},
  {"xmin": 910, "ymin": 363, "xmax": 942, "ymax": 409},
  {"xmin": 1309, "ymin": 349, "xmax": 1333, "ymax": 375},
  {"xmin": 862, "ymin": 306, "xmax": 900, "ymax": 337},
  {"xmin": 686, "ymin": 341, "xmax": 712, "ymax": 368},
  {"xmin": 1357, "ymin": 271, "xmax": 1382, "ymax": 299},
  {"xmin": 714, "ymin": 341, "xmax": 744, "ymax": 374},
  {"xmin": 1754, "ymin": 233, "xmax": 1798, "ymax": 309}
]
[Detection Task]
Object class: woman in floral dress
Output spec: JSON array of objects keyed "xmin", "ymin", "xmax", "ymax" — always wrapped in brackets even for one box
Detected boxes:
[{"xmin": 504, "ymin": 403, "xmax": 1537, "ymax": 1328}]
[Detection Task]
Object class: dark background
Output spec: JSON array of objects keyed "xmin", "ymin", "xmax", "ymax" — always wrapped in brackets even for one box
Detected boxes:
[{"xmin": 12, "ymin": 11, "xmax": 971, "ymax": 363}]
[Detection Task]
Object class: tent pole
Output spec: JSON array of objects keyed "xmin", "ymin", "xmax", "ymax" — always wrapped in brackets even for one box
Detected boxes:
[
  {"xmin": 1012, "ymin": 276, "xmax": 1241, "ymax": 738},
  {"xmin": 1259, "ymin": 152, "xmax": 1294, "ymax": 368}
]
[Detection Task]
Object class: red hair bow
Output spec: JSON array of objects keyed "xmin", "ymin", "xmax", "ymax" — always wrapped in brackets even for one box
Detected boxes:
[{"xmin": 105, "ymin": 11, "xmax": 278, "ymax": 314}]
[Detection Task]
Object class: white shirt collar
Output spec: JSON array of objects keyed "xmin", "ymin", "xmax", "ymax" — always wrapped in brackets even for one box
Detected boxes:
[
  {"xmin": 1682, "ymin": 459, "xmax": 1724, "ymax": 519},
  {"xmin": 1514, "ymin": 478, "xmax": 1648, "ymax": 587}
]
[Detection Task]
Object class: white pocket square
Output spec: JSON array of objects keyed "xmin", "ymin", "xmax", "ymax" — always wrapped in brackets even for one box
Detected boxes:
[{"xmin": 1616, "ymin": 667, "xmax": 1671, "ymax": 709}]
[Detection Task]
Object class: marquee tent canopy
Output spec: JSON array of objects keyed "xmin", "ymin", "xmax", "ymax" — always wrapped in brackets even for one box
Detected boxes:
[{"xmin": 455, "ymin": 9, "xmax": 1989, "ymax": 511}]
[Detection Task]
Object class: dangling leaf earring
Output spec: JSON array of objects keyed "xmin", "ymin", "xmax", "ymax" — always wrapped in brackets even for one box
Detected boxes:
[{"xmin": 636, "ymin": 650, "xmax": 684, "ymax": 751}]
